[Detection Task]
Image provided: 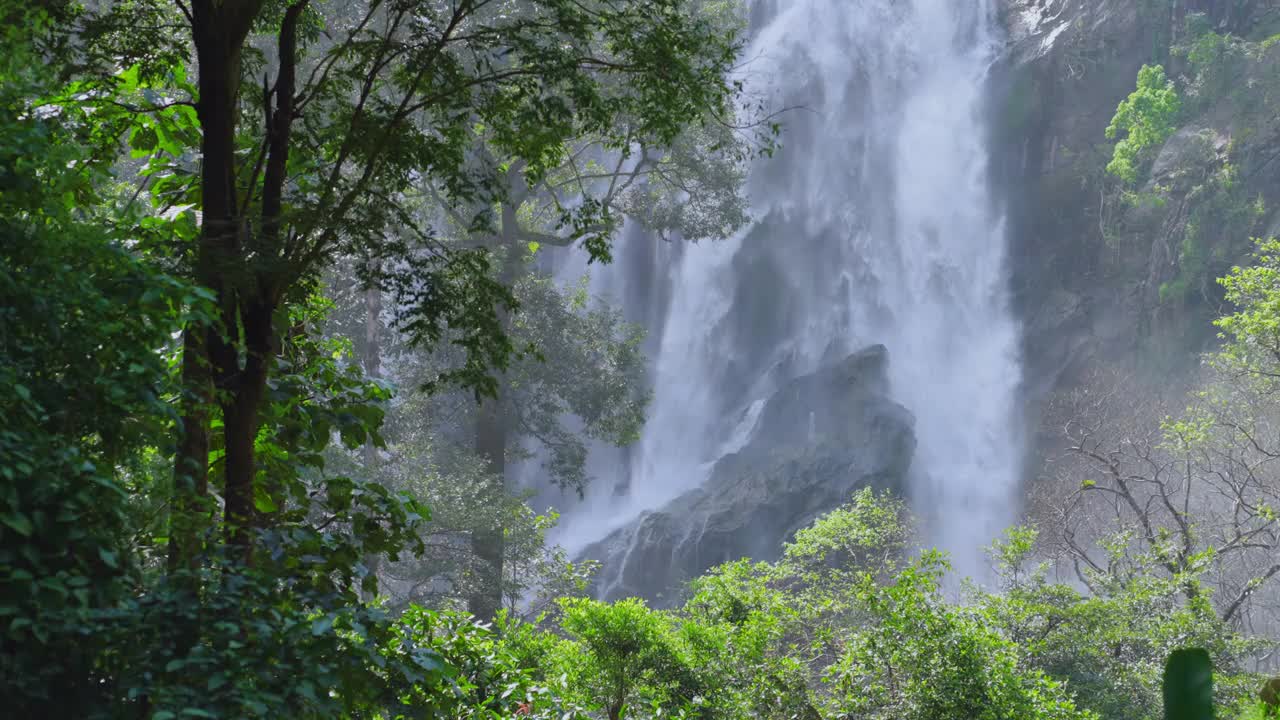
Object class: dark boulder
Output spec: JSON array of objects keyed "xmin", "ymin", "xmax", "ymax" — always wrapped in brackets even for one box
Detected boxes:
[{"xmin": 582, "ymin": 345, "xmax": 915, "ymax": 605}]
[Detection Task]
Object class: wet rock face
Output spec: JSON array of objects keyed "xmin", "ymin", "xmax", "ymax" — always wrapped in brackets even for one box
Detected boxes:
[
  {"xmin": 581, "ymin": 345, "xmax": 915, "ymax": 606},
  {"xmin": 995, "ymin": 0, "xmax": 1280, "ymax": 391},
  {"xmin": 1000, "ymin": 0, "xmax": 1141, "ymax": 66},
  {"xmin": 994, "ymin": 0, "xmax": 1151, "ymax": 391}
]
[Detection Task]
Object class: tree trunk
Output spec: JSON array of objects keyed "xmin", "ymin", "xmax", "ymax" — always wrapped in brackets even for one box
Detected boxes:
[
  {"xmin": 177, "ymin": 4, "xmax": 249, "ymax": 567},
  {"xmin": 217, "ymin": 299, "xmax": 274, "ymax": 559},
  {"xmin": 360, "ymin": 277, "xmax": 383, "ymax": 599},
  {"xmin": 468, "ymin": 397, "xmax": 508, "ymax": 622},
  {"xmin": 467, "ymin": 192, "xmax": 523, "ymax": 621},
  {"xmin": 185, "ymin": 0, "xmax": 278, "ymax": 565},
  {"xmin": 168, "ymin": 326, "xmax": 211, "ymax": 575},
  {"xmin": 363, "ymin": 277, "xmax": 383, "ymax": 383}
]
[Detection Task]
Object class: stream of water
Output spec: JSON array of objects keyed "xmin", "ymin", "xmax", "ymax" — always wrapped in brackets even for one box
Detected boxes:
[{"xmin": 548, "ymin": 0, "xmax": 1023, "ymax": 580}]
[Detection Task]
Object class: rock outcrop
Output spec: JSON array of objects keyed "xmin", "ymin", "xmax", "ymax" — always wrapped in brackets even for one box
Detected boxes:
[
  {"xmin": 993, "ymin": 0, "xmax": 1280, "ymax": 467},
  {"xmin": 995, "ymin": 0, "xmax": 1151, "ymax": 392},
  {"xmin": 581, "ymin": 345, "xmax": 915, "ymax": 605},
  {"xmin": 996, "ymin": 1, "xmax": 1280, "ymax": 398}
]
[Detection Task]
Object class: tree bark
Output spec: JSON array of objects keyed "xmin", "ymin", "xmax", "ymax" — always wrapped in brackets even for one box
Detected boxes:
[
  {"xmin": 168, "ymin": 326, "xmax": 211, "ymax": 575},
  {"xmin": 363, "ymin": 279, "xmax": 383, "ymax": 387},
  {"xmin": 185, "ymin": 0, "xmax": 288, "ymax": 565},
  {"xmin": 220, "ymin": 1, "xmax": 305, "ymax": 560},
  {"xmin": 468, "ymin": 396, "xmax": 508, "ymax": 622},
  {"xmin": 217, "ymin": 298, "xmax": 274, "ymax": 558},
  {"xmin": 361, "ymin": 275, "xmax": 383, "ymax": 599},
  {"xmin": 467, "ymin": 190, "xmax": 523, "ymax": 621},
  {"xmin": 179, "ymin": 1, "xmax": 254, "ymax": 567}
]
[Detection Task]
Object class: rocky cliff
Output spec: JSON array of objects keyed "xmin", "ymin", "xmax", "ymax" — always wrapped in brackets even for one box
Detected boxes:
[
  {"xmin": 995, "ymin": 0, "xmax": 1146, "ymax": 392},
  {"xmin": 996, "ymin": 0, "xmax": 1280, "ymax": 404},
  {"xmin": 577, "ymin": 1, "xmax": 1280, "ymax": 605},
  {"xmin": 581, "ymin": 345, "xmax": 915, "ymax": 605}
]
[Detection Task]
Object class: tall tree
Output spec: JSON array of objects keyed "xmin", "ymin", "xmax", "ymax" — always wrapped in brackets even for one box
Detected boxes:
[
  {"xmin": 1, "ymin": 0, "xmax": 762, "ymax": 710},
  {"xmin": 64, "ymin": 0, "xmax": 757, "ymax": 574}
]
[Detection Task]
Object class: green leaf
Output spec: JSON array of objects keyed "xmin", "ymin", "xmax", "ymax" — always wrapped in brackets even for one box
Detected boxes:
[
  {"xmin": 253, "ymin": 487, "xmax": 279, "ymax": 514},
  {"xmin": 311, "ymin": 616, "xmax": 334, "ymax": 636},
  {"xmin": 298, "ymin": 682, "xmax": 318, "ymax": 702},
  {"xmin": 129, "ymin": 125, "xmax": 158, "ymax": 158},
  {"xmin": 1, "ymin": 512, "xmax": 33, "ymax": 537},
  {"xmin": 1164, "ymin": 647, "xmax": 1214, "ymax": 720},
  {"xmin": 118, "ymin": 64, "xmax": 141, "ymax": 91},
  {"xmin": 154, "ymin": 123, "xmax": 183, "ymax": 156},
  {"xmin": 207, "ymin": 674, "xmax": 228, "ymax": 692}
]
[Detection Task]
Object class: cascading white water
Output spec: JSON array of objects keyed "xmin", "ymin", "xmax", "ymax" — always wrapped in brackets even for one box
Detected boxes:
[{"xmin": 551, "ymin": 0, "xmax": 1023, "ymax": 578}]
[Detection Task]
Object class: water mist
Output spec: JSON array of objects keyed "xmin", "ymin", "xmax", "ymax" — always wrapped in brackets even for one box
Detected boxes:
[{"xmin": 550, "ymin": 0, "xmax": 1023, "ymax": 580}]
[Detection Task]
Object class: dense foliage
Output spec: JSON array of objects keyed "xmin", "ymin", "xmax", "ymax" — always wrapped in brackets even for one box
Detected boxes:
[
  {"xmin": 6, "ymin": 1, "xmax": 1280, "ymax": 719},
  {"xmin": 1106, "ymin": 63, "xmax": 1182, "ymax": 184},
  {"xmin": 0, "ymin": 0, "xmax": 755, "ymax": 714},
  {"xmin": 1098, "ymin": 10, "xmax": 1277, "ymax": 316}
]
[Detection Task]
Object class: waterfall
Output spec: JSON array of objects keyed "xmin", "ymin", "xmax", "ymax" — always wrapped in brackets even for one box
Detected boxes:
[{"xmin": 550, "ymin": 0, "xmax": 1023, "ymax": 579}]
